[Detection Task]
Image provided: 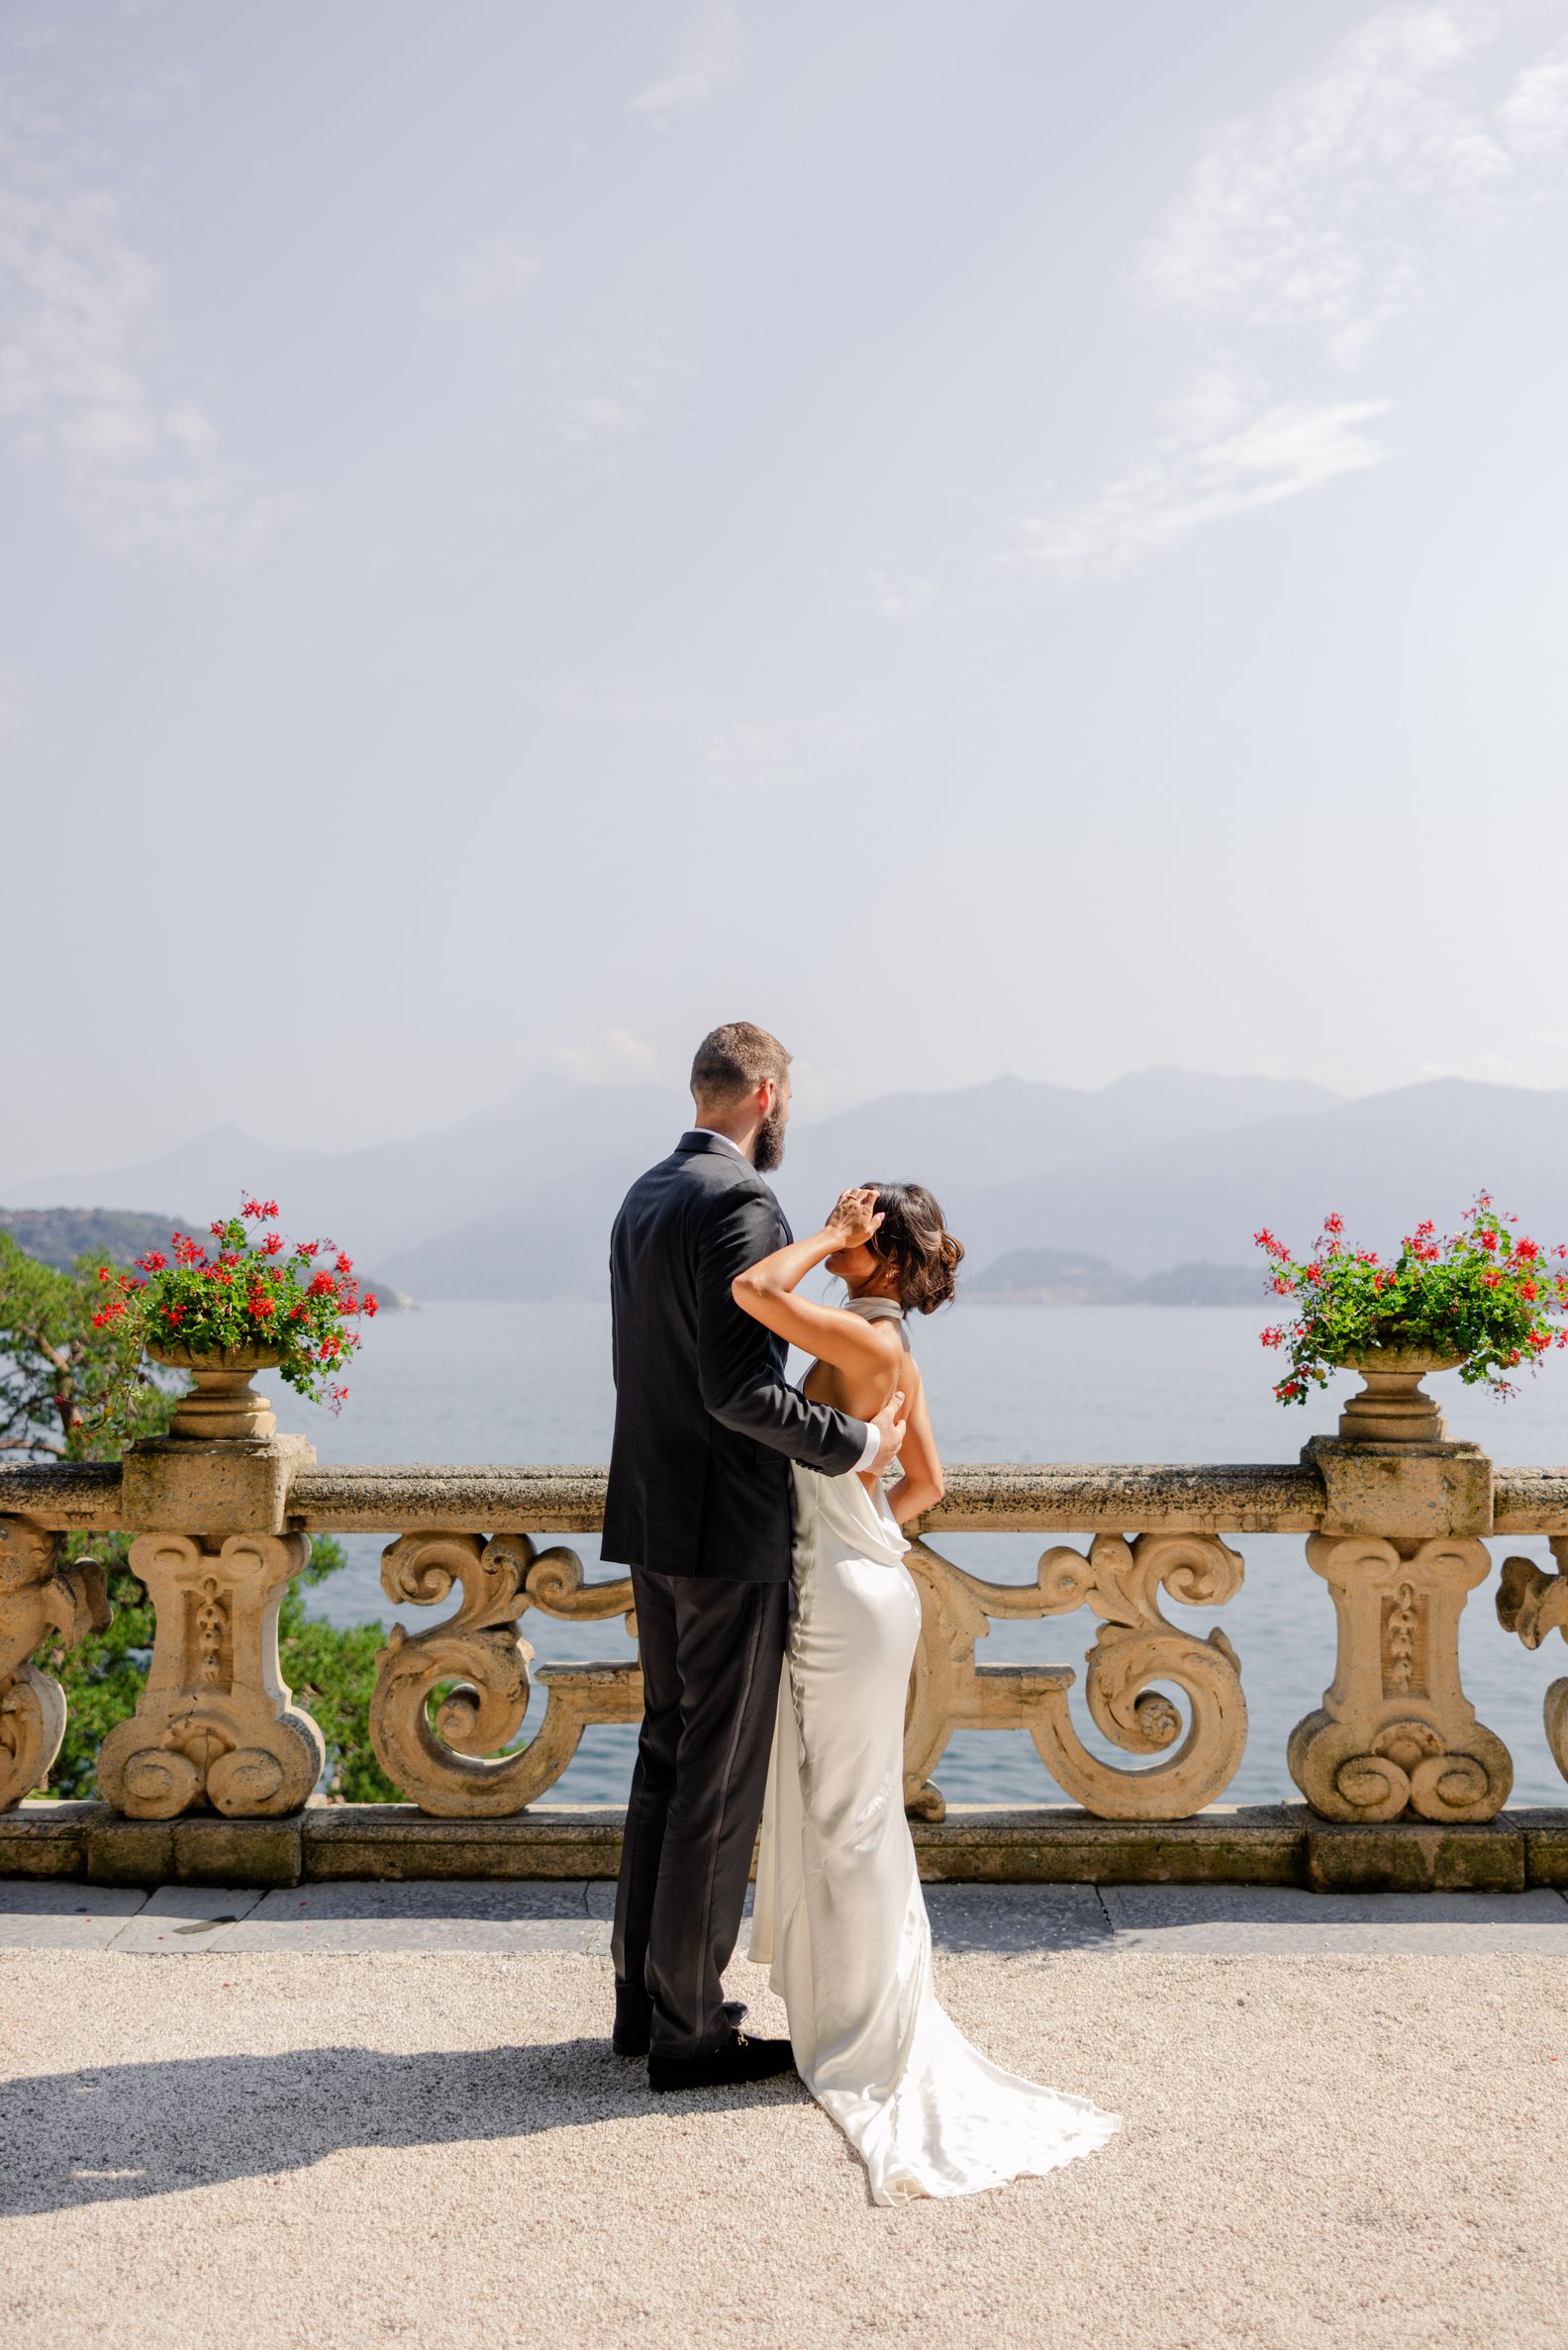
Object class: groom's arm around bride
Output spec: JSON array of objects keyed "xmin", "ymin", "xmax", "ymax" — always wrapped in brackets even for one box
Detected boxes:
[{"xmin": 602, "ymin": 1021, "xmax": 905, "ymax": 2088}]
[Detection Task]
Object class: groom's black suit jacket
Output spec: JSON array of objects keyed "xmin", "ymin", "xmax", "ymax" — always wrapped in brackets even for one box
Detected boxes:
[{"xmin": 603, "ymin": 1131, "xmax": 866, "ymax": 1581}]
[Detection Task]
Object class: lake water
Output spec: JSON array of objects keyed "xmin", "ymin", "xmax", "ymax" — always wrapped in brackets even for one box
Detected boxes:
[{"xmin": 266, "ymin": 1303, "xmax": 1568, "ymax": 1808}]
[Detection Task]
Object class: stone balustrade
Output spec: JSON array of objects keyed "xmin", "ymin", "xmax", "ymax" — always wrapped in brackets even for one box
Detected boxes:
[{"xmin": 3, "ymin": 1365, "xmax": 1568, "ymax": 1845}]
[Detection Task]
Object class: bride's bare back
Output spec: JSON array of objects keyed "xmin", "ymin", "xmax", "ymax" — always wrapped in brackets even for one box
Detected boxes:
[{"xmin": 804, "ymin": 1322, "xmax": 916, "ymax": 1441}]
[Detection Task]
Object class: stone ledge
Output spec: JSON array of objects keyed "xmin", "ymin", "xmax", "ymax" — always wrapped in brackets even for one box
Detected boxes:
[
  {"xmin": 1305, "ymin": 1816, "xmax": 1525, "ymax": 1895},
  {"xmin": 911, "ymin": 1806, "xmax": 1307, "ymax": 1887},
  {"xmin": 172, "ymin": 1814, "xmax": 303, "ymax": 1888},
  {"xmin": 84, "ymin": 1815, "xmax": 174, "ymax": 1889},
  {"xmin": 0, "ymin": 1801, "xmax": 96, "ymax": 1879},
  {"xmin": 1518, "ymin": 1810, "xmax": 1568, "ymax": 1889},
  {"xmin": 7, "ymin": 1801, "xmax": 1558, "ymax": 1892},
  {"xmin": 304, "ymin": 1805, "xmax": 620, "ymax": 1882}
]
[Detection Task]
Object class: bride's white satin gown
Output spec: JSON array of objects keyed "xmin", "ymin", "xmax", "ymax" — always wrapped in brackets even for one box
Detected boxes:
[{"xmin": 749, "ymin": 1310, "xmax": 1120, "ymax": 2205}]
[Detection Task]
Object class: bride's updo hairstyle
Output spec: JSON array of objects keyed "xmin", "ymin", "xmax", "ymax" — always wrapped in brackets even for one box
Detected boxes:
[{"xmin": 862, "ymin": 1183, "xmax": 964, "ymax": 1316}]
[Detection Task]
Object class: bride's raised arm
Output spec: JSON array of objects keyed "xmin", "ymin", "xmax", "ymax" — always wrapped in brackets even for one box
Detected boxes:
[{"xmin": 731, "ymin": 1188, "xmax": 902, "ymax": 1380}]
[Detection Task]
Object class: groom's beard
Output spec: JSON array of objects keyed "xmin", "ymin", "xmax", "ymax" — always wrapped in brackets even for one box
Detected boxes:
[{"xmin": 753, "ymin": 1105, "xmax": 787, "ymax": 1174}]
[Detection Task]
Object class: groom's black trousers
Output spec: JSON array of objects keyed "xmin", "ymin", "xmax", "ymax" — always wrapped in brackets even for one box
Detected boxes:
[{"xmin": 612, "ymin": 1566, "xmax": 790, "ymax": 2059}]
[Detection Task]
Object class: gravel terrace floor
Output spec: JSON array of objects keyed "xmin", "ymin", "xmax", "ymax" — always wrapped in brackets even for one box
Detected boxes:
[{"xmin": 2, "ymin": 1883, "xmax": 1566, "ymax": 2350}]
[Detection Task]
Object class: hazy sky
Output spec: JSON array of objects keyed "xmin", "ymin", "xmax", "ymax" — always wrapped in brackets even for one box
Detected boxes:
[{"xmin": 5, "ymin": 0, "xmax": 1568, "ymax": 1187}]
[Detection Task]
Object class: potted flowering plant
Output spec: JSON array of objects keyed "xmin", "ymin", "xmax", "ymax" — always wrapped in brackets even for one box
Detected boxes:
[
  {"xmin": 1255, "ymin": 1195, "xmax": 1568, "ymax": 1441},
  {"xmin": 91, "ymin": 1196, "xmax": 378, "ymax": 1440}
]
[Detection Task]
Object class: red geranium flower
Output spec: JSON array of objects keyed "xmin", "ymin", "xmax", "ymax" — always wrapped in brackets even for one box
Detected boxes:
[
  {"xmin": 1258, "ymin": 1201, "xmax": 1568, "ymax": 1409},
  {"xmin": 85, "ymin": 1192, "xmax": 375, "ymax": 1428}
]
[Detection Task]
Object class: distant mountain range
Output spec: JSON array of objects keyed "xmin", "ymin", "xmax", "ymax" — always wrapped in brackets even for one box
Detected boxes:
[
  {"xmin": 10, "ymin": 1065, "xmax": 1568, "ymax": 1304},
  {"xmin": 966, "ymin": 1248, "xmax": 1260, "ymax": 1306}
]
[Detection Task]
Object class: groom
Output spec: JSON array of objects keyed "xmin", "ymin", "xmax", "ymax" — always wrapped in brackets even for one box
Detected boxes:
[{"xmin": 603, "ymin": 1021, "xmax": 906, "ymax": 2090}]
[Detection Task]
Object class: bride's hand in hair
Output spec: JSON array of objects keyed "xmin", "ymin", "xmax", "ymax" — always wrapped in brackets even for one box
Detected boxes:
[{"xmin": 825, "ymin": 1188, "xmax": 884, "ymax": 1250}]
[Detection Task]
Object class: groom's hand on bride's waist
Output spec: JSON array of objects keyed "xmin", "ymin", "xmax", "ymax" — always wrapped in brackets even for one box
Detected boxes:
[{"xmin": 869, "ymin": 1390, "xmax": 907, "ymax": 1478}]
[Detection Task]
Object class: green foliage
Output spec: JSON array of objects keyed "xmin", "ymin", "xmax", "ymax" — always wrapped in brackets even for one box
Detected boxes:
[
  {"xmin": 0, "ymin": 1231, "xmax": 175, "ymax": 1459},
  {"xmin": 41, "ymin": 1535, "xmax": 158, "ymax": 1798},
  {"xmin": 1257, "ymin": 1198, "xmax": 1568, "ymax": 1404},
  {"xmin": 278, "ymin": 1537, "xmax": 399, "ymax": 1803}
]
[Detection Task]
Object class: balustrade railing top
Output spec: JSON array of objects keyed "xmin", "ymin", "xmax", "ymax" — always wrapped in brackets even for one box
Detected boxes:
[
  {"xmin": 287, "ymin": 1460, "xmax": 1328, "ymax": 1534},
  {"xmin": 10, "ymin": 1457, "xmax": 1568, "ymax": 1536}
]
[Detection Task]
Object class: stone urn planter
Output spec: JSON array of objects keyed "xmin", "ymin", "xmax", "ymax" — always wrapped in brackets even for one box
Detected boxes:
[
  {"xmin": 147, "ymin": 1343, "xmax": 281, "ymax": 1441},
  {"xmin": 1336, "ymin": 1348, "xmax": 1466, "ymax": 1446}
]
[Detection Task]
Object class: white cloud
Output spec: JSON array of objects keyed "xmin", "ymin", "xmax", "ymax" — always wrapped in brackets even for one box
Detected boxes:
[
  {"xmin": 97, "ymin": 67, "xmax": 197, "ymax": 122},
  {"xmin": 866, "ymin": 565, "xmax": 935, "ymax": 621},
  {"xmin": 1142, "ymin": 2, "xmax": 1521, "ymax": 362},
  {"xmin": 515, "ymin": 672, "xmax": 687, "ymax": 724},
  {"xmin": 1498, "ymin": 32, "xmax": 1568, "ymax": 155},
  {"xmin": 557, "ymin": 337, "xmax": 690, "ymax": 445},
  {"xmin": 1009, "ymin": 396, "xmax": 1397, "ymax": 584},
  {"xmin": 550, "ymin": 1027, "xmax": 662, "ymax": 1084},
  {"xmin": 163, "ymin": 399, "xmax": 218, "ymax": 457},
  {"xmin": 453, "ymin": 235, "xmax": 541, "ymax": 309},
  {"xmin": 606, "ymin": 1026, "xmax": 657, "ymax": 1071},
  {"xmin": 0, "ymin": 662, "xmax": 21, "ymax": 741},
  {"xmin": 1143, "ymin": 2, "xmax": 1568, "ymax": 364},
  {"xmin": 707, "ymin": 710, "xmax": 887, "ymax": 793},
  {"xmin": 1006, "ymin": 4, "xmax": 1568, "ymax": 585},
  {"xmin": 0, "ymin": 85, "xmax": 288, "ymax": 560},
  {"xmin": 630, "ymin": 1, "xmax": 741, "ymax": 121},
  {"xmin": 562, "ymin": 393, "xmax": 645, "ymax": 444}
]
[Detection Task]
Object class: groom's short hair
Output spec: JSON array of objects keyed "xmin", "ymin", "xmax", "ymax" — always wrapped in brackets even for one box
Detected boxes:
[{"xmin": 690, "ymin": 1022, "xmax": 791, "ymax": 1108}]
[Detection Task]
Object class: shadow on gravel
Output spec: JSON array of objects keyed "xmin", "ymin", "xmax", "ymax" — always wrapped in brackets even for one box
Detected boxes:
[{"xmin": 0, "ymin": 2040, "xmax": 810, "ymax": 2217}]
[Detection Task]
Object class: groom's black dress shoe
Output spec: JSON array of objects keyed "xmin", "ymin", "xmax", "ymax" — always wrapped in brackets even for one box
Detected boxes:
[
  {"xmin": 613, "ymin": 1999, "xmax": 746, "ymax": 2059},
  {"xmin": 647, "ymin": 2027, "xmax": 795, "ymax": 2093}
]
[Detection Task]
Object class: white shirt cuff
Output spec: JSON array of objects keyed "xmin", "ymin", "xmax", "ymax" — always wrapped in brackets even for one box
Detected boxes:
[{"xmin": 853, "ymin": 1420, "xmax": 882, "ymax": 1476}]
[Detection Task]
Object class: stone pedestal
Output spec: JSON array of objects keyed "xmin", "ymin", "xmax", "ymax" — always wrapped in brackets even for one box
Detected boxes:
[
  {"xmin": 96, "ymin": 1530, "xmax": 325, "ymax": 1817},
  {"xmin": 1290, "ymin": 1432, "xmax": 1510, "ymax": 1824},
  {"xmin": 1336, "ymin": 1351, "xmax": 1459, "ymax": 1445},
  {"xmin": 95, "ymin": 1422, "xmax": 324, "ymax": 1820},
  {"xmin": 147, "ymin": 1344, "xmax": 282, "ymax": 1440}
]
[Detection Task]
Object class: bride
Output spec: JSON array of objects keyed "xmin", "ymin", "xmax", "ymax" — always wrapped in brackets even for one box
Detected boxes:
[{"xmin": 731, "ymin": 1183, "xmax": 1121, "ymax": 2205}]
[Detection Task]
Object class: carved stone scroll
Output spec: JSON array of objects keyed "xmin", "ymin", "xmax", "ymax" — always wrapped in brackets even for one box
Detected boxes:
[
  {"xmin": 1498, "ymin": 1537, "xmax": 1568, "ymax": 1785},
  {"xmin": 0, "ymin": 1514, "xmax": 110, "ymax": 1811},
  {"xmin": 96, "ymin": 1532, "xmax": 325, "ymax": 1818},
  {"xmin": 902, "ymin": 1531, "xmax": 1245, "ymax": 1821},
  {"xmin": 1289, "ymin": 1533, "xmax": 1512, "ymax": 1822},
  {"xmin": 370, "ymin": 1531, "xmax": 640, "ymax": 1816}
]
